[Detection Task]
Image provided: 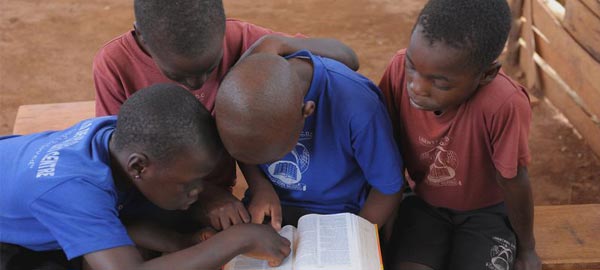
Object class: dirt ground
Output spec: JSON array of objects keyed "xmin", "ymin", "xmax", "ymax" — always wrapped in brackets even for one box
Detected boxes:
[{"xmin": 1, "ymin": 0, "xmax": 598, "ymax": 205}]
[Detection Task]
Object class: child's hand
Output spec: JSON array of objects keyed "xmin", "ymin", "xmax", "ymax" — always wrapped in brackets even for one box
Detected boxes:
[
  {"xmin": 239, "ymin": 224, "xmax": 291, "ymax": 267},
  {"xmin": 194, "ymin": 183, "xmax": 251, "ymax": 231},
  {"xmin": 248, "ymin": 183, "xmax": 282, "ymax": 231}
]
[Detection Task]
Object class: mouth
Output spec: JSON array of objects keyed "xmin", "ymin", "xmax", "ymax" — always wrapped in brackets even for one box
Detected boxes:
[{"xmin": 408, "ymin": 94, "xmax": 428, "ymax": 110}]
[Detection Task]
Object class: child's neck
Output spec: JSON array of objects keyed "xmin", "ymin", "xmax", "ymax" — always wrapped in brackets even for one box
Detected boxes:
[
  {"xmin": 289, "ymin": 58, "xmax": 314, "ymax": 97},
  {"xmin": 108, "ymin": 135, "xmax": 135, "ymax": 193}
]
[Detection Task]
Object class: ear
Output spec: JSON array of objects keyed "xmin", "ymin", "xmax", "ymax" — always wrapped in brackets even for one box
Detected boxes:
[
  {"xmin": 133, "ymin": 22, "xmax": 147, "ymax": 45},
  {"xmin": 126, "ymin": 152, "xmax": 149, "ymax": 182},
  {"xmin": 301, "ymin": 101, "xmax": 315, "ymax": 119},
  {"xmin": 478, "ymin": 61, "xmax": 501, "ymax": 87}
]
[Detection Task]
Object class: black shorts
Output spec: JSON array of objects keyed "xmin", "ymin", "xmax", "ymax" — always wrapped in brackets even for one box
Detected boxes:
[
  {"xmin": 0, "ymin": 243, "xmax": 82, "ymax": 270},
  {"xmin": 385, "ymin": 195, "xmax": 516, "ymax": 270}
]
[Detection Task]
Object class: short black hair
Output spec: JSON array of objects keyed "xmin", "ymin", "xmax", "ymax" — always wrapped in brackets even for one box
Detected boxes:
[
  {"xmin": 113, "ymin": 83, "xmax": 221, "ymax": 162},
  {"xmin": 134, "ymin": 0, "xmax": 225, "ymax": 57},
  {"xmin": 416, "ymin": 0, "xmax": 512, "ymax": 70}
]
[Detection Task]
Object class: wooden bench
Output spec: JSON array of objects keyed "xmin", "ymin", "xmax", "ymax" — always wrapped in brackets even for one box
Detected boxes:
[
  {"xmin": 534, "ymin": 204, "xmax": 600, "ymax": 270},
  {"xmin": 11, "ymin": 101, "xmax": 600, "ymax": 269},
  {"xmin": 12, "ymin": 101, "xmax": 95, "ymax": 134}
]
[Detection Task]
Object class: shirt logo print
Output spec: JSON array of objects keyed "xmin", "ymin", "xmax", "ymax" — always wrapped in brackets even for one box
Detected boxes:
[
  {"xmin": 419, "ymin": 136, "xmax": 461, "ymax": 186},
  {"xmin": 267, "ymin": 142, "xmax": 310, "ymax": 191}
]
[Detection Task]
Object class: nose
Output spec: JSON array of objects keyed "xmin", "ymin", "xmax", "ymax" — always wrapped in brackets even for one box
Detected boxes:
[
  {"xmin": 409, "ymin": 73, "xmax": 430, "ymax": 97},
  {"xmin": 184, "ymin": 75, "xmax": 209, "ymax": 90}
]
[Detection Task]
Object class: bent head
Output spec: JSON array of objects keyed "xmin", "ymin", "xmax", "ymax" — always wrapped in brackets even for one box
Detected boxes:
[
  {"xmin": 405, "ymin": 0, "xmax": 511, "ymax": 113},
  {"xmin": 215, "ymin": 53, "xmax": 313, "ymax": 164},
  {"xmin": 134, "ymin": 0, "xmax": 225, "ymax": 90},
  {"xmin": 112, "ymin": 83, "xmax": 224, "ymax": 210}
]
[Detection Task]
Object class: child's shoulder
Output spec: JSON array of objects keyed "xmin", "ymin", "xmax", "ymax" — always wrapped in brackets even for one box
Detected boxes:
[
  {"xmin": 94, "ymin": 31, "xmax": 138, "ymax": 66},
  {"xmin": 472, "ymin": 71, "xmax": 531, "ymax": 116},
  {"xmin": 388, "ymin": 49, "xmax": 408, "ymax": 67},
  {"xmin": 320, "ymin": 57, "xmax": 383, "ymax": 105}
]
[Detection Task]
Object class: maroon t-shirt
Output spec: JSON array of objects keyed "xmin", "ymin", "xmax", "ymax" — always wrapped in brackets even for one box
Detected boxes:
[
  {"xmin": 92, "ymin": 19, "xmax": 296, "ymax": 187},
  {"xmin": 93, "ymin": 19, "xmax": 294, "ymax": 116},
  {"xmin": 379, "ymin": 49, "xmax": 532, "ymax": 211}
]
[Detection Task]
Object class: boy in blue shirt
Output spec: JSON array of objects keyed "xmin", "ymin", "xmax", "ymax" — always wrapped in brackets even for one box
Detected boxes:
[
  {"xmin": 0, "ymin": 84, "xmax": 290, "ymax": 269},
  {"xmin": 215, "ymin": 52, "xmax": 405, "ymax": 229}
]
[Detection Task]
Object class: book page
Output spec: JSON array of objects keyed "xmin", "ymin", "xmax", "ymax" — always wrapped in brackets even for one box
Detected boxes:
[
  {"xmin": 224, "ymin": 225, "xmax": 296, "ymax": 270},
  {"xmin": 354, "ymin": 216, "xmax": 384, "ymax": 270},
  {"xmin": 295, "ymin": 213, "xmax": 359, "ymax": 270}
]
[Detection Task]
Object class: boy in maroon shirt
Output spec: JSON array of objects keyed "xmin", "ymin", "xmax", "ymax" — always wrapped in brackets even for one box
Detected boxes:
[
  {"xmin": 379, "ymin": 0, "xmax": 540, "ymax": 269},
  {"xmin": 93, "ymin": 0, "xmax": 359, "ymax": 232}
]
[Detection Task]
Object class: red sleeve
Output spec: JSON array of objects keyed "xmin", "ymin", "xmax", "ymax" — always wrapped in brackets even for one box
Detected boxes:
[
  {"xmin": 490, "ymin": 90, "xmax": 532, "ymax": 179},
  {"xmin": 226, "ymin": 19, "xmax": 305, "ymax": 54},
  {"xmin": 378, "ymin": 51, "xmax": 406, "ymax": 144},
  {"xmin": 92, "ymin": 51, "xmax": 126, "ymax": 117}
]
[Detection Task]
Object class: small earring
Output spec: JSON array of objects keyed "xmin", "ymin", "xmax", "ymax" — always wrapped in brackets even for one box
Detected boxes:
[{"xmin": 134, "ymin": 175, "xmax": 140, "ymax": 179}]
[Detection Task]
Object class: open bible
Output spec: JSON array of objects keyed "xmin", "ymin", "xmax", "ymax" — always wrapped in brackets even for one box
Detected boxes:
[{"xmin": 224, "ymin": 213, "xmax": 383, "ymax": 270}]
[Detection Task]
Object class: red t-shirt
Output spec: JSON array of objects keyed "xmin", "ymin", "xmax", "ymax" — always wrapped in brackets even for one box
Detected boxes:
[
  {"xmin": 93, "ymin": 19, "xmax": 294, "ymax": 187},
  {"xmin": 379, "ymin": 49, "xmax": 532, "ymax": 211},
  {"xmin": 93, "ymin": 19, "xmax": 295, "ymax": 116}
]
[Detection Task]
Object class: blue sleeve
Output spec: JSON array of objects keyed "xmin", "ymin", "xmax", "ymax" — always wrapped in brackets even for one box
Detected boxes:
[
  {"xmin": 30, "ymin": 179, "xmax": 134, "ymax": 259},
  {"xmin": 351, "ymin": 104, "xmax": 405, "ymax": 195}
]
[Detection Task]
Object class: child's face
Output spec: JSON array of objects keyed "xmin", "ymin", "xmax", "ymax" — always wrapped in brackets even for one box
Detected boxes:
[
  {"xmin": 137, "ymin": 147, "xmax": 219, "ymax": 211},
  {"xmin": 405, "ymin": 25, "xmax": 483, "ymax": 113},
  {"xmin": 150, "ymin": 38, "xmax": 224, "ymax": 90}
]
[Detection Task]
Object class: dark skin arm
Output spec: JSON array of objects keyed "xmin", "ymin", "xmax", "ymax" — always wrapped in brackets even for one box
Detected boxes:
[
  {"xmin": 359, "ymin": 188, "xmax": 403, "ymax": 228},
  {"xmin": 125, "ymin": 222, "xmax": 216, "ymax": 253},
  {"xmin": 242, "ymin": 34, "xmax": 359, "ymax": 70},
  {"xmin": 83, "ymin": 223, "xmax": 291, "ymax": 270},
  {"xmin": 190, "ymin": 181, "xmax": 251, "ymax": 231},
  {"xmin": 240, "ymin": 163, "xmax": 283, "ymax": 231},
  {"xmin": 496, "ymin": 166, "xmax": 541, "ymax": 270}
]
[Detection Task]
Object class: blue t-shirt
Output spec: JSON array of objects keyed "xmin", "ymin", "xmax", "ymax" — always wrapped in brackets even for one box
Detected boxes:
[
  {"xmin": 259, "ymin": 50, "xmax": 405, "ymax": 214},
  {"xmin": 0, "ymin": 116, "xmax": 133, "ymax": 259}
]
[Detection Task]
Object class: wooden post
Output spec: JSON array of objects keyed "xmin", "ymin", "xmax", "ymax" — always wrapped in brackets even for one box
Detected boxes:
[{"xmin": 506, "ymin": 0, "xmax": 525, "ymax": 68}]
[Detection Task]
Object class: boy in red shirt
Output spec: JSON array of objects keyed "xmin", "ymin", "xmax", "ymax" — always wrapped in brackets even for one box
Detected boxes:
[
  {"xmin": 380, "ymin": 0, "xmax": 541, "ymax": 269},
  {"xmin": 93, "ymin": 0, "xmax": 359, "ymax": 231}
]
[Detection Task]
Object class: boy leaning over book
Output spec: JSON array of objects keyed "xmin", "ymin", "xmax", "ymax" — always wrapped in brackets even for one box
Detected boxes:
[
  {"xmin": 94, "ymin": 0, "xmax": 360, "ymax": 233},
  {"xmin": 0, "ymin": 84, "xmax": 290, "ymax": 270},
  {"xmin": 379, "ymin": 0, "xmax": 541, "ymax": 269},
  {"xmin": 214, "ymin": 51, "xmax": 405, "ymax": 231}
]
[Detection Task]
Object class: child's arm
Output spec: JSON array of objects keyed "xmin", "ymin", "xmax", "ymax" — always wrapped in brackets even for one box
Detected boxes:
[
  {"xmin": 496, "ymin": 166, "xmax": 541, "ymax": 270},
  {"xmin": 125, "ymin": 221, "xmax": 216, "ymax": 253},
  {"xmin": 241, "ymin": 35, "xmax": 359, "ymax": 71},
  {"xmin": 240, "ymin": 163, "xmax": 283, "ymax": 231},
  {"xmin": 190, "ymin": 181, "xmax": 251, "ymax": 231},
  {"xmin": 83, "ymin": 223, "xmax": 291, "ymax": 270},
  {"xmin": 359, "ymin": 188, "xmax": 403, "ymax": 227}
]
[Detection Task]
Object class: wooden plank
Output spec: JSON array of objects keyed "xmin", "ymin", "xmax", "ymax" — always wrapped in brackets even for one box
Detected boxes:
[
  {"xmin": 12, "ymin": 101, "xmax": 95, "ymax": 135},
  {"xmin": 534, "ymin": 204, "xmax": 600, "ymax": 269},
  {"xmin": 535, "ymin": 53, "xmax": 600, "ymax": 157},
  {"xmin": 563, "ymin": 0, "xmax": 600, "ymax": 62},
  {"xmin": 532, "ymin": 0, "xmax": 600, "ymax": 123},
  {"xmin": 520, "ymin": 0, "xmax": 541, "ymax": 94},
  {"xmin": 581, "ymin": 0, "xmax": 600, "ymax": 19},
  {"xmin": 506, "ymin": 0, "xmax": 524, "ymax": 67}
]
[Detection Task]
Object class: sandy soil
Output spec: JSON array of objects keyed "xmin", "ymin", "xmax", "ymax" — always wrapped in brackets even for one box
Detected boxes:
[{"xmin": 0, "ymin": 0, "xmax": 598, "ymax": 204}]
